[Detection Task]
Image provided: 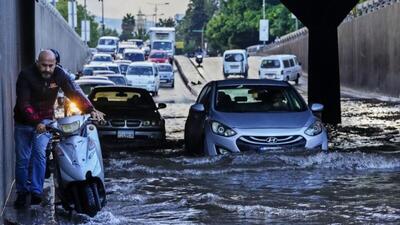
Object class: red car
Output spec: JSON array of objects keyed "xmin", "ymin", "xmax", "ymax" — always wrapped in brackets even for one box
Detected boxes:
[{"xmin": 148, "ymin": 50, "xmax": 170, "ymax": 64}]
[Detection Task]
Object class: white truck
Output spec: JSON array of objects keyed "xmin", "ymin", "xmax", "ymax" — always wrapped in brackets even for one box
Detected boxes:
[{"xmin": 148, "ymin": 27, "xmax": 175, "ymax": 58}]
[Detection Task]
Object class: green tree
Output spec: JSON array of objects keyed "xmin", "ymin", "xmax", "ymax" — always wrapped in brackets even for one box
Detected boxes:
[
  {"xmin": 102, "ymin": 28, "xmax": 119, "ymax": 37},
  {"xmin": 156, "ymin": 17, "xmax": 175, "ymax": 27},
  {"xmin": 133, "ymin": 28, "xmax": 149, "ymax": 41},
  {"xmin": 120, "ymin": 13, "xmax": 135, "ymax": 41},
  {"xmin": 56, "ymin": 0, "xmax": 100, "ymax": 47}
]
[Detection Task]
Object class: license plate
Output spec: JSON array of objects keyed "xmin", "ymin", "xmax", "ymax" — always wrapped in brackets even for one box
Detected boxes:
[
  {"xmin": 117, "ymin": 130, "xmax": 135, "ymax": 139},
  {"xmin": 230, "ymin": 65, "xmax": 239, "ymax": 69},
  {"xmin": 160, "ymin": 79, "xmax": 167, "ymax": 83}
]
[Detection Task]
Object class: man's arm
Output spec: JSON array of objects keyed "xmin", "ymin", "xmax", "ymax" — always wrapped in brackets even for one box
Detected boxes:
[{"xmin": 16, "ymin": 72, "xmax": 41, "ymax": 124}]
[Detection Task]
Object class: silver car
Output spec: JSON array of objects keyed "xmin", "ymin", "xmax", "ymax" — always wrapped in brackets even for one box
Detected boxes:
[{"xmin": 184, "ymin": 79, "xmax": 328, "ymax": 156}]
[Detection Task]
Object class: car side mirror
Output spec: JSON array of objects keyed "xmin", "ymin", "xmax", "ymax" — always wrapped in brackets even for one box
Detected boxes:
[
  {"xmin": 311, "ymin": 103, "xmax": 324, "ymax": 112},
  {"xmin": 158, "ymin": 103, "xmax": 167, "ymax": 109},
  {"xmin": 191, "ymin": 103, "xmax": 205, "ymax": 112}
]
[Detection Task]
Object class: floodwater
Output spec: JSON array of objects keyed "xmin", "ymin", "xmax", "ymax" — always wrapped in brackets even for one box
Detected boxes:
[{"xmin": 52, "ymin": 97, "xmax": 400, "ymax": 225}]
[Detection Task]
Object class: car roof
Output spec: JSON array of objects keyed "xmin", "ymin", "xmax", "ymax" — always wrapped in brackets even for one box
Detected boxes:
[
  {"xmin": 224, "ymin": 49, "xmax": 246, "ymax": 54},
  {"xmin": 261, "ymin": 54, "xmax": 295, "ymax": 60},
  {"xmin": 93, "ymin": 53, "xmax": 112, "ymax": 57},
  {"xmin": 84, "ymin": 64, "xmax": 109, "ymax": 68},
  {"xmin": 75, "ymin": 79, "xmax": 115, "ymax": 85},
  {"xmin": 99, "ymin": 36, "xmax": 119, "ymax": 40},
  {"xmin": 124, "ymin": 49, "xmax": 144, "ymax": 53},
  {"xmin": 88, "ymin": 86, "xmax": 151, "ymax": 95},
  {"xmin": 214, "ymin": 79, "xmax": 290, "ymax": 87},
  {"xmin": 129, "ymin": 61, "xmax": 155, "ymax": 67},
  {"xmin": 102, "ymin": 74, "xmax": 125, "ymax": 77}
]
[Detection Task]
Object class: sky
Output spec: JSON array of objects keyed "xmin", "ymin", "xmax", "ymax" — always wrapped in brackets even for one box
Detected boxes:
[{"xmin": 76, "ymin": 0, "xmax": 189, "ymax": 20}]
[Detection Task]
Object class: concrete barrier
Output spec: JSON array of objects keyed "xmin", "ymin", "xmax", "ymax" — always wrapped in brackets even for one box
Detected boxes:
[{"xmin": 259, "ymin": 1, "xmax": 400, "ymax": 97}]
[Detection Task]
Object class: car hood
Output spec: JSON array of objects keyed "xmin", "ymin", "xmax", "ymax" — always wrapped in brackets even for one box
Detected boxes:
[{"xmin": 212, "ymin": 110, "xmax": 313, "ymax": 129}]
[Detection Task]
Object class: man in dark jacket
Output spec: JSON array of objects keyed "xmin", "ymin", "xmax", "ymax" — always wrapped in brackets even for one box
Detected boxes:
[{"xmin": 13, "ymin": 50, "xmax": 104, "ymax": 208}]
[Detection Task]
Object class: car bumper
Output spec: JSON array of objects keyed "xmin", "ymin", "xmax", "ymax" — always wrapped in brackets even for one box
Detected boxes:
[
  {"xmin": 204, "ymin": 126, "xmax": 328, "ymax": 156},
  {"xmin": 130, "ymin": 84, "xmax": 157, "ymax": 92},
  {"xmin": 97, "ymin": 127, "xmax": 165, "ymax": 146},
  {"xmin": 160, "ymin": 79, "xmax": 174, "ymax": 85}
]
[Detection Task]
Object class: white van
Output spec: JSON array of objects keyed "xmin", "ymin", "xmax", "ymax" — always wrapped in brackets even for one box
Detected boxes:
[
  {"xmin": 125, "ymin": 62, "xmax": 160, "ymax": 95},
  {"xmin": 258, "ymin": 54, "xmax": 302, "ymax": 84},
  {"xmin": 223, "ymin": 49, "xmax": 249, "ymax": 78},
  {"xmin": 96, "ymin": 36, "xmax": 119, "ymax": 54}
]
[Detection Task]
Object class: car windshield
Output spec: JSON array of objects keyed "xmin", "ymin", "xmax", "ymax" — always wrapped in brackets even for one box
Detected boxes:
[
  {"xmin": 93, "ymin": 56, "xmax": 112, "ymax": 62},
  {"xmin": 118, "ymin": 47, "xmax": 125, "ymax": 54},
  {"xmin": 108, "ymin": 77, "xmax": 126, "ymax": 85},
  {"xmin": 152, "ymin": 42, "xmax": 172, "ymax": 50},
  {"xmin": 158, "ymin": 65, "xmax": 173, "ymax": 72},
  {"xmin": 119, "ymin": 64, "xmax": 129, "ymax": 73},
  {"xmin": 124, "ymin": 53, "xmax": 145, "ymax": 62},
  {"xmin": 108, "ymin": 66, "xmax": 119, "ymax": 74},
  {"xmin": 225, "ymin": 53, "xmax": 244, "ymax": 62},
  {"xmin": 261, "ymin": 59, "xmax": 281, "ymax": 68},
  {"xmin": 79, "ymin": 83, "xmax": 113, "ymax": 95},
  {"xmin": 99, "ymin": 39, "xmax": 116, "ymax": 45},
  {"xmin": 92, "ymin": 91, "xmax": 155, "ymax": 109},
  {"xmin": 126, "ymin": 66, "xmax": 153, "ymax": 76},
  {"xmin": 150, "ymin": 52, "xmax": 167, "ymax": 58},
  {"xmin": 215, "ymin": 85, "xmax": 307, "ymax": 113}
]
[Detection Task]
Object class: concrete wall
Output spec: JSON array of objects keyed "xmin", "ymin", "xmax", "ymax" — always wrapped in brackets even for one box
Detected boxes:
[
  {"xmin": 0, "ymin": 0, "xmax": 20, "ymax": 211},
  {"xmin": 36, "ymin": 0, "xmax": 90, "ymax": 72},
  {"xmin": 0, "ymin": 0, "xmax": 90, "ymax": 211},
  {"xmin": 260, "ymin": 2, "xmax": 400, "ymax": 97}
]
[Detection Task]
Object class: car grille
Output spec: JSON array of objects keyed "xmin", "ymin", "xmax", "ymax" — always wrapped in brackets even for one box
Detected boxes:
[
  {"xmin": 109, "ymin": 119, "xmax": 141, "ymax": 128},
  {"xmin": 237, "ymin": 135, "xmax": 306, "ymax": 152}
]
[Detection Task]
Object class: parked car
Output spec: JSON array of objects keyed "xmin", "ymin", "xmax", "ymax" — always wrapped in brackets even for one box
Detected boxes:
[
  {"xmin": 114, "ymin": 60, "xmax": 131, "ymax": 75},
  {"xmin": 88, "ymin": 86, "xmax": 166, "ymax": 148},
  {"xmin": 148, "ymin": 50, "xmax": 170, "ymax": 64},
  {"xmin": 102, "ymin": 74, "xmax": 129, "ymax": 86},
  {"xmin": 75, "ymin": 79, "xmax": 115, "ymax": 96},
  {"xmin": 125, "ymin": 62, "xmax": 160, "ymax": 96},
  {"xmin": 157, "ymin": 63, "xmax": 174, "ymax": 87},
  {"xmin": 123, "ymin": 49, "xmax": 145, "ymax": 62},
  {"xmin": 259, "ymin": 54, "xmax": 302, "ymax": 85},
  {"xmin": 90, "ymin": 53, "xmax": 113, "ymax": 65},
  {"xmin": 222, "ymin": 49, "xmax": 249, "ymax": 78},
  {"xmin": 82, "ymin": 65, "xmax": 110, "ymax": 76},
  {"xmin": 184, "ymin": 79, "xmax": 328, "ymax": 156}
]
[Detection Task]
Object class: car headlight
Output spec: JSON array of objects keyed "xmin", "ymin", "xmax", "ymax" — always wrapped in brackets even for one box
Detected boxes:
[
  {"xmin": 211, "ymin": 121, "xmax": 236, "ymax": 137},
  {"xmin": 305, "ymin": 120, "xmax": 323, "ymax": 136},
  {"xmin": 59, "ymin": 121, "xmax": 80, "ymax": 134},
  {"xmin": 142, "ymin": 120, "xmax": 161, "ymax": 127}
]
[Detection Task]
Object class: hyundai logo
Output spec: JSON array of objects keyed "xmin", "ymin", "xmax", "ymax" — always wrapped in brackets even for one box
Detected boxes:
[{"xmin": 265, "ymin": 137, "xmax": 278, "ymax": 143}]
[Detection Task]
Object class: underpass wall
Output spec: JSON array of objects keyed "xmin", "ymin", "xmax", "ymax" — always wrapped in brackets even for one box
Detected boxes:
[
  {"xmin": 260, "ymin": 2, "xmax": 400, "ymax": 97},
  {"xmin": 0, "ymin": 0, "xmax": 19, "ymax": 212},
  {"xmin": 35, "ymin": 0, "xmax": 90, "ymax": 72},
  {"xmin": 0, "ymin": 0, "xmax": 90, "ymax": 211}
]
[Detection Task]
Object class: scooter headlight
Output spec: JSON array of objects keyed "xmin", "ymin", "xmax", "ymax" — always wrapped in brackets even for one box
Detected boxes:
[
  {"xmin": 305, "ymin": 120, "xmax": 323, "ymax": 136},
  {"xmin": 211, "ymin": 121, "xmax": 236, "ymax": 137},
  {"xmin": 59, "ymin": 121, "xmax": 80, "ymax": 134}
]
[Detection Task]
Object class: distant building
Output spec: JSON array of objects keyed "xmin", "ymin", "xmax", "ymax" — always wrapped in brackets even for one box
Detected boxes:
[{"xmin": 136, "ymin": 9, "xmax": 146, "ymax": 32}]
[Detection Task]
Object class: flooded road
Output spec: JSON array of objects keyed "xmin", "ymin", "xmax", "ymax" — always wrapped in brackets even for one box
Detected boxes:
[{"xmin": 52, "ymin": 95, "xmax": 400, "ymax": 225}]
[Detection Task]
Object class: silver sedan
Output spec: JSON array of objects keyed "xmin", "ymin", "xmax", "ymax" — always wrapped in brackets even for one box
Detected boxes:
[{"xmin": 184, "ymin": 79, "xmax": 328, "ymax": 156}]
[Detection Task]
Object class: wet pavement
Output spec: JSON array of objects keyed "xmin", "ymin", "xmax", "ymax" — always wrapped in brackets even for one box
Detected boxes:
[{"xmin": 3, "ymin": 62, "xmax": 400, "ymax": 224}]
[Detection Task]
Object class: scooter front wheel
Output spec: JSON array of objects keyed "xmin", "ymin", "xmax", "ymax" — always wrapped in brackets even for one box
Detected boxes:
[{"xmin": 82, "ymin": 184, "xmax": 101, "ymax": 217}]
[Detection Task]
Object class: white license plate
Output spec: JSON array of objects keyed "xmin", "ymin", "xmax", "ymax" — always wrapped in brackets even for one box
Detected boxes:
[
  {"xmin": 230, "ymin": 65, "xmax": 239, "ymax": 69},
  {"xmin": 160, "ymin": 80, "xmax": 167, "ymax": 83},
  {"xmin": 117, "ymin": 130, "xmax": 135, "ymax": 139}
]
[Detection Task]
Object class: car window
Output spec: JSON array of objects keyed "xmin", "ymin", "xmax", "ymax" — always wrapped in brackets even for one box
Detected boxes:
[
  {"xmin": 261, "ymin": 59, "xmax": 280, "ymax": 69},
  {"xmin": 99, "ymin": 39, "xmax": 116, "ymax": 45},
  {"xmin": 153, "ymin": 42, "xmax": 172, "ymax": 50},
  {"xmin": 92, "ymin": 91, "xmax": 155, "ymax": 109},
  {"xmin": 108, "ymin": 77, "xmax": 126, "ymax": 85},
  {"xmin": 158, "ymin": 65, "xmax": 173, "ymax": 72},
  {"xmin": 124, "ymin": 53, "xmax": 145, "ymax": 62},
  {"xmin": 283, "ymin": 60, "xmax": 290, "ymax": 68},
  {"xmin": 126, "ymin": 66, "xmax": 154, "ymax": 76},
  {"xmin": 197, "ymin": 85, "xmax": 212, "ymax": 108},
  {"xmin": 215, "ymin": 85, "xmax": 307, "ymax": 113},
  {"xmin": 108, "ymin": 66, "xmax": 120, "ymax": 74},
  {"xmin": 83, "ymin": 68, "xmax": 93, "ymax": 75},
  {"xmin": 289, "ymin": 59, "xmax": 295, "ymax": 67},
  {"xmin": 119, "ymin": 64, "xmax": 129, "ymax": 73},
  {"xmin": 224, "ymin": 53, "xmax": 244, "ymax": 62},
  {"xmin": 93, "ymin": 56, "xmax": 112, "ymax": 62}
]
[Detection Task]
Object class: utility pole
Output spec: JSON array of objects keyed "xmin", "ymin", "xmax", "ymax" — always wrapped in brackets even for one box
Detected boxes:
[
  {"xmin": 262, "ymin": 0, "xmax": 265, "ymax": 46},
  {"xmin": 148, "ymin": 2, "xmax": 169, "ymax": 27},
  {"xmin": 99, "ymin": 0, "xmax": 105, "ymax": 34},
  {"xmin": 84, "ymin": 0, "xmax": 87, "ymax": 43}
]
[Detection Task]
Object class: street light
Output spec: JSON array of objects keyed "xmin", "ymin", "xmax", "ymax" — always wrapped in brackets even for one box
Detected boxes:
[
  {"xmin": 98, "ymin": 0, "xmax": 105, "ymax": 34},
  {"xmin": 147, "ymin": 2, "xmax": 169, "ymax": 27}
]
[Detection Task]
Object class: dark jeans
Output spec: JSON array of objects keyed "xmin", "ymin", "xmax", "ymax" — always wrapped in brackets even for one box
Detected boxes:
[{"xmin": 14, "ymin": 122, "xmax": 51, "ymax": 194}]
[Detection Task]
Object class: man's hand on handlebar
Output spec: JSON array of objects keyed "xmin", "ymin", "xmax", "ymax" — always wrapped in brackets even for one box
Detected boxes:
[{"xmin": 91, "ymin": 109, "xmax": 106, "ymax": 122}]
